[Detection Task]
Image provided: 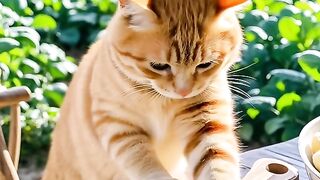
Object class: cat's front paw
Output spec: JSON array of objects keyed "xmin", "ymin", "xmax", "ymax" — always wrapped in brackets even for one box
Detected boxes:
[
  {"xmin": 156, "ymin": 178, "xmax": 178, "ymax": 180},
  {"xmin": 197, "ymin": 166, "xmax": 240, "ymax": 180}
]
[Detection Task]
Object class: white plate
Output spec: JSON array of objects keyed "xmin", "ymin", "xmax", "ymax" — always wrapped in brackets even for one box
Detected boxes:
[{"xmin": 299, "ymin": 116, "xmax": 320, "ymax": 180}]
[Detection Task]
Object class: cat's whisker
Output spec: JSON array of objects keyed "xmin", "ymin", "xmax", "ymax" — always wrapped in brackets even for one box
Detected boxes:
[
  {"xmin": 228, "ymin": 81, "xmax": 250, "ymax": 88},
  {"xmin": 227, "ymin": 78, "xmax": 251, "ymax": 85},
  {"xmin": 228, "ymin": 74, "xmax": 256, "ymax": 80},
  {"xmin": 234, "ymin": 111, "xmax": 243, "ymax": 117},
  {"xmin": 228, "ymin": 62, "xmax": 257, "ymax": 74},
  {"xmin": 123, "ymin": 88, "xmax": 148, "ymax": 97},
  {"xmin": 154, "ymin": 93, "xmax": 163, "ymax": 102},
  {"xmin": 229, "ymin": 85, "xmax": 251, "ymax": 99},
  {"xmin": 147, "ymin": 90, "xmax": 158, "ymax": 101},
  {"xmin": 140, "ymin": 89, "xmax": 157, "ymax": 97},
  {"xmin": 124, "ymin": 84, "xmax": 153, "ymax": 94}
]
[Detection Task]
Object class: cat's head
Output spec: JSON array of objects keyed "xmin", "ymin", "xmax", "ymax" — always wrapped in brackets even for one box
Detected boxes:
[{"xmin": 108, "ymin": 0, "xmax": 246, "ymax": 99}]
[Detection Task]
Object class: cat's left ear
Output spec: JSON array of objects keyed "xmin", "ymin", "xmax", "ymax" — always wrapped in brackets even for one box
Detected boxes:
[
  {"xmin": 218, "ymin": 0, "xmax": 248, "ymax": 9},
  {"xmin": 118, "ymin": 0, "xmax": 158, "ymax": 31}
]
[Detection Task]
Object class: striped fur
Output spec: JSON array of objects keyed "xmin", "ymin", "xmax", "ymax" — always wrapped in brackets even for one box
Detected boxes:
[{"xmin": 43, "ymin": 0, "xmax": 245, "ymax": 179}]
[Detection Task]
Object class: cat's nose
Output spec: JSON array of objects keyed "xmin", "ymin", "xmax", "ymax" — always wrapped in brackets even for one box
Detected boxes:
[{"xmin": 176, "ymin": 88, "xmax": 192, "ymax": 97}]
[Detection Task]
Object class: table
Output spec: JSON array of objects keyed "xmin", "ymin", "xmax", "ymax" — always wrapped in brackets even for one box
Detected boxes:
[{"xmin": 240, "ymin": 138, "xmax": 308, "ymax": 179}]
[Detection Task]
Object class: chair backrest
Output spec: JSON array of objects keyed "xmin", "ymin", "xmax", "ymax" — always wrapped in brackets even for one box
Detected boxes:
[{"xmin": 0, "ymin": 87, "xmax": 31, "ymax": 180}]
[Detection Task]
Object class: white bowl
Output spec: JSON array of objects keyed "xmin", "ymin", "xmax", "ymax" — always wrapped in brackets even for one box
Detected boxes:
[{"xmin": 299, "ymin": 116, "xmax": 320, "ymax": 180}]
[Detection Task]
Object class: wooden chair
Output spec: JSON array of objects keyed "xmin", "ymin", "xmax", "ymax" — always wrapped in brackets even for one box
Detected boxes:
[{"xmin": 0, "ymin": 87, "xmax": 31, "ymax": 180}]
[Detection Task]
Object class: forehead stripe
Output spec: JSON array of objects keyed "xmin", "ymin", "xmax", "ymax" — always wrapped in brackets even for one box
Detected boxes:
[
  {"xmin": 192, "ymin": 42, "xmax": 201, "ymax": 62},
  {"xmin": 172, "ymin": 40, "xmax": 182, "ymax": 63},
  {"xmin": 114, "ymin": 45, "xmax": 146, "ymax": 62}
]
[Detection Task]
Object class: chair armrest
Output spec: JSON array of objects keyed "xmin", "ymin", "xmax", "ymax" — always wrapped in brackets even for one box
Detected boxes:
[{"xmin": 0, "ymin": 87, "xmax": 31, "ymax": 108}]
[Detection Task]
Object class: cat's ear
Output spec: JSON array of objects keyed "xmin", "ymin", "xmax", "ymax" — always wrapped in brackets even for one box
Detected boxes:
[
  {"xmin": 119, "ymin": 0, "xmax": 127, "ymax": 8},
  {"xmin": 218, "ymin": 0, "xmax": 247, "ymax": 9},
  {"xmin": 118, "ymin": 0, "xmax": 158, "ymax": 31}
]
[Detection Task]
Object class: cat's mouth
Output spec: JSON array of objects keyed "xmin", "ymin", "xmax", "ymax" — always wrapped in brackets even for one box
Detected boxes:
[
  {"xmin": 131, "ymin": 82, "xmax": 207, "ymax": 100},
  {"xmin": 151, "ymin": 85, "xmax": 204, "ymax": 100}
]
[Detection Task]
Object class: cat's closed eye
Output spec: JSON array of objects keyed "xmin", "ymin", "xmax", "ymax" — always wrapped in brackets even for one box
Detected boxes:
[
  {"xmin": 196, "ymin": 61, "xmax": 214, "ymax": 71},
  {"xmin": 150, "ymin": 62, "xmax": 171, "ymax": 71}
]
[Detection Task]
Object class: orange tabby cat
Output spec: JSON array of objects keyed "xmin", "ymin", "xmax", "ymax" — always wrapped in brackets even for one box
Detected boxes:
[{"xmin": 43, "ymin": 0, "xmax": 246, "ymax": 179}]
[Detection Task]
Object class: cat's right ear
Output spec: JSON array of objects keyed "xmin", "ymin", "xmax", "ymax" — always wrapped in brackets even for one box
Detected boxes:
[
  {"xmin": 118, "ymin": 0, "xmax": 158, "ymax": 31},
  {"xmin": 119, "ymin": 0, "xmax": 129, "ymax": 8},
  {"xmin": 218, "ymin": 0, "xmax": 248, "ymax": 9}
]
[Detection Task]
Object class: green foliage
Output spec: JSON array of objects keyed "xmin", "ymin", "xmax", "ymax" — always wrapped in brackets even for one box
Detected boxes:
[
  {"xmin": 236, "ymin": 0, "xmax": 320, "ymax": 145},
  {"xmin": 0, "ymin": 3, "xmax": 77, "ymax": 165},
  {"xmin": 0, "ymin": 0, "xmax": 117, "ymax": 166},
  {"xmin": 0, "ymin": 0, "xmax": 117, "ymax": 49}
]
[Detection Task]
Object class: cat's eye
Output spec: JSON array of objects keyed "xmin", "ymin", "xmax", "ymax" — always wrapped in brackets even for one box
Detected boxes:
[
  {"xmin": 150, "ymin": 62, "xmax": 171, "ymax": 71},
  {"xmin": 197, "ymin": 61, "xmax": 214, "ymax": 69}
]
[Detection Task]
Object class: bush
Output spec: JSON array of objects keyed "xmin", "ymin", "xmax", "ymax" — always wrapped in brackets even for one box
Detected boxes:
[
  {"xmin": 0, "ymin": 0, "xmax": 117, "ymax": 166},
  {"xmin": 0, "ymin": 0, "xmax": 117, "ymax": 49},
  {"xmin": 0, "ymin": 3, "xmax": 77, "ymax": 165},
  {"xmin": 236, "ymin": 0, "xmax": 320, "ymax": 145}
]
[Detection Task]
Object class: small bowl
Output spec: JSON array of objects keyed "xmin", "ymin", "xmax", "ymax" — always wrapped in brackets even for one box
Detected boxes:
[{"xmin": 299, "ymin": 116, "xmax": 320, "ymax": 180}]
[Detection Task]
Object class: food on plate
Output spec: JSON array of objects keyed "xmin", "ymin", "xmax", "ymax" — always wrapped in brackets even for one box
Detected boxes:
[
  {"xmin": 312, "ymin": 132, "xmax": 320, "ymax": 172},
  {"xmin": 313, "ymin": 151, "xmax": 320, "ymax": 172},
  {"xmin": 312, "ymin": 132, "xmax": 320, "ymax": 154}
]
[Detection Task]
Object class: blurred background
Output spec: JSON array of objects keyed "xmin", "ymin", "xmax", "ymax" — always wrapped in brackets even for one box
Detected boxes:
[{"xmin": 0, "ymin": 0, "xmax": 319, "ymax": 178}]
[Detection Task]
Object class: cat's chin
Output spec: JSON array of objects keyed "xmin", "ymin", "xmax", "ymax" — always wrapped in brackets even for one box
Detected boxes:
[{"xmin": 157, "ymin": 91, "xmax": 201, "ymax": 100}]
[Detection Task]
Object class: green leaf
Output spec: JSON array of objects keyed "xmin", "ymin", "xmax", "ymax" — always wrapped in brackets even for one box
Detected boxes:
[
  {"xmin": 57, "ymin": 28, "xmax": 80, "ymax": 46},
  {"xmin": 278, "ymin": 17, "xmax": 301, "ymax": 41},
  {"xmin": 20, "ymin": 59, "xmax": 41, "ymax": 74},
  {"xmin": 253, "ymin": 0, "xmax": 273, "ymax": 10},
  {"xmin": 0, "ymin": 52, "xmax": 11, "ymax": 65},
  {"xmin": 68, "ymin": 12, "xmax": 98, "ymax": 25},
  {"xmin": 12, "ymin": 77, "xmax": 22, "ymax": 86},
  {"xmin": 61, "ymin": 61, "xmax": 77, "ymax": 74},
  {"xmin": 21, "ymin": 74, "xmax": 41, "ymax": 91},
  {"xmin": 280, "ymin": 5, "xmax": 301, "ymax": 17},
  {"xmin": 9, "ymin": 48, "xmax": 25, "ymax": 57},
  {"xmin": 258, "ymin": 17, "xmax": 279, "ymax": 39},
  {"xmin": 276, "ymin": 81, "xmax": 286, "ymax": 91},
  {"xmin": 0, "ymin": 38, "xmax": 20, "ymax": 53},
  {"xmin": 297, "ymin": 50, "xmax": 320, "ymax": 82},
  {"xmin": 99, "ymin": 15, "xmax": 112, "ymax": 27},
  {"xmin": 268, "ymin": 2, "xmax": 287, "ymax": 15},
  {"xmin": 243, "ymin": 96, "xmax": 277, "ymax": 107},
  {"xmin": 39, "ymin": 43, "xmax": 66, "ymax": 61},
  {"xmin": 305, "ymin": 25, "xmax": 320, "ymax": 48},
  {"xmin": 240, "ymin": 10, "xmax": 269, "ymax": 27},
  {"xmin": 0, "ymin": 0, "xmax": 27, "ymax": 15},
  {"xmin": 48, "ymin": 62, "xmax": 68, "ymax": 80},
  {"xmin": 44, "ymin": 83, "xmax": 67, "ymax": 107},
  {"xmin": 247, "ymin": 108, "xmax": 260, "ymax": 119},
  {"xmin": 281, "ymin": 123, "xmax": 302, "ymax": 141},
  {"xmin": 0, "ymin": 63, "xmax": 10, "ymax": 80},
  {"xmin": 272, "ymin": 44, "xmax": 300, "ymax": 66},
  {"xmin": 0, "ymin": 27, "xmax": 5, "ymax": 36},
  {"xmin": 315, "ymin": 12, "xmax": 320, "ymax": 22},
  {"xmin": 276, "ymin": 92, "xmax": 302, "ymax": 112},
  {"xmin": 98, "ymin": 0, "xmax": 111, "ymax": 12},
  {"xmin": 242, "ymin": 43, "xmax": 269, "ymax": 64},
  {"xmin": 32, "ymin": 14, "xmax": 57, "ymax": 30},
  {"xmin": 9, "ymin": 27, "xmax": 40, "ymax": 48},
  {"xmin": 294, "ymin": 1, "xmax": 316, "ymax": 12},
  {"xmin": 238, "ymin": 123, "xmax": 253, "ymax": 142},
  {"xmin": 245, "ymin": 26, "xmax": 268, "ymax": 42},
  {"xmin": 242, "ymin": 96, "xmax": 278, "ymax": 116},
  {"xmin": 267, "ymin": 69, "xmax": 307, "ymax": 83},
  {"xmin": 265, "ymin": 116, "xmax": 288, "ymax": 135}
]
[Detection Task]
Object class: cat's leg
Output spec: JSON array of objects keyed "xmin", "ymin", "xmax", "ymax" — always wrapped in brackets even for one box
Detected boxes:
[
  {"xmin": 94, "ymin": 116, "xmax": 174, "ymax": 180},
  {"xmin": 179, "ymin": 102, "xmax": 240, "ymax": 180}
]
